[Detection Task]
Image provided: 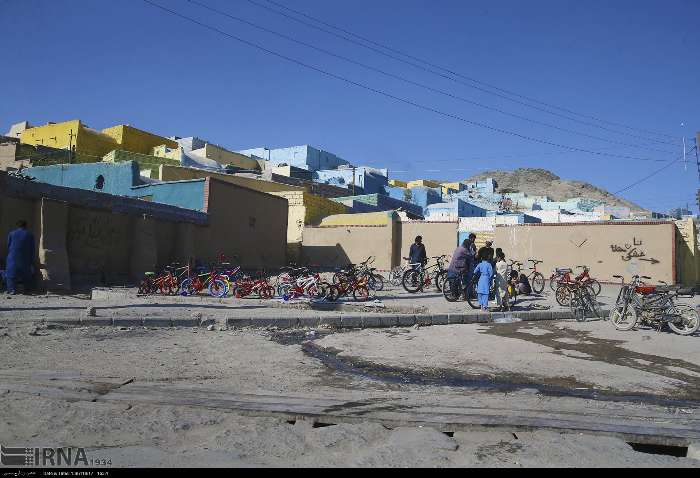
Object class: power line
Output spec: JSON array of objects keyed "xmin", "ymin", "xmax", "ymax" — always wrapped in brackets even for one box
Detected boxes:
[
  {"xmin": 141, "ymin": 0, "xmax": 677, "ymax": 165},
  {"xmin": 187, "ymin": 0, "xmax": 677, "ymax": 156},
  {"xmin": 245, "ymin": 0, "xmax": 680, "ymax": 145},
  {"xmin": 614, "ymin": 157, "xmax": 683, "ymax": 195}
]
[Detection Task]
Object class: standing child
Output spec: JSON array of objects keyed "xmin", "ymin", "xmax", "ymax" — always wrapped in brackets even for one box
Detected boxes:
[
  {"xmin": 473, "ymin": 251, "xmax": 494, "ymax": 311},
  {"xmin": 494, "ymin": 250, "xmax": 509, "ymax": 311}
]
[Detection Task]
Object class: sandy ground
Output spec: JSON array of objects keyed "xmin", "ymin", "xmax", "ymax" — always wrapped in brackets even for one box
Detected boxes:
[{"xmin": 1, "ymin": 318, "xmax": 699, "ymax": 467}]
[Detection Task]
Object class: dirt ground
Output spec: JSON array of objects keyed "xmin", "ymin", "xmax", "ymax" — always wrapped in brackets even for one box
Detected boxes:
[{"xmin": 1, "ymin": 316, "xmax": 699, "ymax": 467}]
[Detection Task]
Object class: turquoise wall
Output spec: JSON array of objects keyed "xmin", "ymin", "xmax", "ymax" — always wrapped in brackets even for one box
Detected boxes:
[{"xmin": 25, "ymin": 161, "xmax": 206, "ymax": 211}]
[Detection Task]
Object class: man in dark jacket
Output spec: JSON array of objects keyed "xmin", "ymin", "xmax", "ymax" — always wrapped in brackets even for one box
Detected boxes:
[
  {"xmin": 478, "ymin": 240, "xmax": 495, "ymax": 263},
  {"xmin": 409, "ymin": 236, "xmax": 427, "ymax": 270},
  {"xmin": 5, "ymin": 220, "xmax": 35, "ymax": 295},
  {"xmin": 447, "ymin": 239, "xmax": 469, "ymax": 297}
]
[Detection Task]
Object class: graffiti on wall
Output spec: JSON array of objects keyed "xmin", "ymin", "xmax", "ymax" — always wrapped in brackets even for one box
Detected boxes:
[
  {"xmin": 609, "ymin": 237, "xmax": 660, "ymax": 264},
  {"xmin": 67, "ymin": 211, "xmax": 126, "ymax": 273}
]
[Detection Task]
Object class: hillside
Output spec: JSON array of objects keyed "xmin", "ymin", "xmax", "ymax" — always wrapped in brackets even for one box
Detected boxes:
[{"xmin": 464, "ymin": 168, "xmax": 644, "ymax": 211}]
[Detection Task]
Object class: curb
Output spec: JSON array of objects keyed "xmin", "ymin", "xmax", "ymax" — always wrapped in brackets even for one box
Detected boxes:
[{"xmin": 36, "ymin": 309, "xmax": 610, "ymax": 330}]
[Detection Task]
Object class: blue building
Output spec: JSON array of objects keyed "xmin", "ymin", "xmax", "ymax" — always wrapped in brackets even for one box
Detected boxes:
[
  {"xmin": 314, "ymin": 166, "xmax": 388, "ymax": 195},
  {"xmin": 384, "ymin": 185, "xmax": 443, "ymax": 214},
  {"xmin": 238, "ymin": 145, "xmax": 351, "ymax": 172},
  {"xmin": 424, "ymin": 199, "xmax": 488, "ymax": 220},
  {"xmin": 331, "ymin": 193, "xmax": 423, "ymax": 217},
  {"xmin": 25, "ymin": 161, "xmax": 208, "ymax": 211}
]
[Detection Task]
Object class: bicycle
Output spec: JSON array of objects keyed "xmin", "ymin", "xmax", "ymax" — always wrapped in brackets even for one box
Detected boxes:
[
  {"xmin": 609, "ymin": 275, "xmax": 699, "ymax": 335},
  {"xmin": 402, "ymin": 255, "xmax": 448, "ymax": 293},
  {"xmin": 326, "ymin": 274, "xmax": 372, "ymax": 302},
  {"xmin": 569, "ymin": 281, "xmax": 602, "ymax": 322},
  {"xmin": 389, "ymin": 257, "xmax": 411, "ymax": 287},
  {"xmin": 526, "ymin": 259, "xmax": 546, "ymax": 294},
  {"xmin": 179, "ymin": 262, "xmax": 229, "ymax": 298}
]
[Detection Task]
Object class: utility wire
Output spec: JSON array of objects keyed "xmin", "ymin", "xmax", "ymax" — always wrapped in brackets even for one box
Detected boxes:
[
  {"xmin": 187, "ymin": 0, "xmax": 676, "ymax": 156},
  {"xmin": 614, "ymin": 157, "xmax": 683, "ymax": 194},
  {"xmin": 142, "ymin": 0, "xmax": 677, "ymax": 164},
  {"xmin": 245, "ymin": 0, "xmax": 679, "ymax": 145}
]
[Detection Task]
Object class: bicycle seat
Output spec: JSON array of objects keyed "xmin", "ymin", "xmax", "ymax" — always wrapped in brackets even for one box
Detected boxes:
[{"xmin": 144, "ymin": 272, "xmax": 156, "ymax": 277}]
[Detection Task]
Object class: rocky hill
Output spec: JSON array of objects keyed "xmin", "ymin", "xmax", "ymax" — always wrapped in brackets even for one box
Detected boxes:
[{"xmin": 464, "ymin": 168, "xmax": 644, "ymax": 211}]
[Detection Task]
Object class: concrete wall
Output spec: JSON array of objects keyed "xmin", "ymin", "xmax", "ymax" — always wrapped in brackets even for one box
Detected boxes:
[
  {"xmin": 302, "ymin": 224, "xmax": 394, "ymax": 270},
  {"xmin": 101, "ymin": 125, "xmax": 177, "ymax": 155},
  {"xmin": 26, "ymin": 161, "xmax": 142, "ymax": 196},
  {"xmin": 131, "ymin": 180, "xmax": 206, "ymax": 211},
  {"xmin": 675, "ymin": 218, "xmax": 700, "ymax": 286},
  {"xmin": 399, "ymin": 221, "xmax": 459, "ymax": 264},
  {"xmin": 493, "ymin": 222, "xmax": 676, "ymax": 284},
  {"xmin": 239, "ymin": 145, "xmax": 351, "ymax": 171},
  {"xmin": 202, "ymin": 178, "xmax": 288, "ymax": 269},
  {"xmin": 193, "ymin": 144, "xmax": 259, "ymax": 170}
]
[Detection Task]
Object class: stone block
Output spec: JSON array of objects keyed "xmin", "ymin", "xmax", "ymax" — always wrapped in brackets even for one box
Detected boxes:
[
  {"xmin": 362, "ymin": 315, "xmax": 382, "ymax": 328},
  {"xmin": 172, "ymin": 317, "xmax": 200, "ymax": 327},
  {"xmin": 415, "ymin": 314, "xmax": 432, "ymax": 326},
  {"xmin": 45, "ymin": 318, "xmax": 80, "ymax": 327},
  {"xmin": 447, "ymin": 313, "xmax": 465, "ymax": 324},
  {"xmin": 396, "ymin": 315, "xmax": 415, "ymax": 327},
  {"xmin": 431, "ymin": 314, "xmax": 448, "ymax": 326},
  {"xmin": 80, "ymin": 317, "xmax": 113, "ymax": 326},
  {"xmin": 226, "ymin": 318, "xmax": 252, "ymax": 328},
  {"xmin": 143, "ymin": 317, "xmax": 172, "ymax": 327},
  {"xmin": 199, "ymin": 317, "xmax": 216, "ymax": 327},
  {"xmin": 297, "ymin": 317, "xmax": 320, "ymax": 328},
  {"xmin": 250, "ymin": 317, "xmax": 294, "ymax": 328},
  {"xmin": 113, "ymin": 317, "xmax": 143, "ymax": 327},
  {"xmin": 379, "ymin": 314, "xmax": 399, "ymax": 327},
  {"xmin": 319, "ymin": 315, "xmax": 342, "ymax": 328},
  {"xmin": 340, "ymin": 315, "xmax": 363, "ymax": 329}
]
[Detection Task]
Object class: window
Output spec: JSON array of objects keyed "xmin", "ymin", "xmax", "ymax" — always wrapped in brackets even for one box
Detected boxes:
[{"xmin": 95, "ymin": 175, "xmax": 105, "ymax": 190}]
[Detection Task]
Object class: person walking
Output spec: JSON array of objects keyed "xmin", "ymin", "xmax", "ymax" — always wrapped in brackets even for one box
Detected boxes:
[
  {"xmin": 473, "ymin": 250, "xmax": 494, "ymax": 311},
  {"xmin": 5, "ymin": 220, "xmax": 35, "ymax": 295},
  {"xmin": 409, "ymin": 236, "xmax": 427, "ymax": 271},
  {"xmin": 494, "ymin": 250, "xmax": 509, "ymax": 311}
]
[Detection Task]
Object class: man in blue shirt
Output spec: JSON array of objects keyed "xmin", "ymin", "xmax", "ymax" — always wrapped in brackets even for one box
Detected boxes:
[{"xmin": 5, "ymin": 220, "xmax": 35, "ymax": 295}]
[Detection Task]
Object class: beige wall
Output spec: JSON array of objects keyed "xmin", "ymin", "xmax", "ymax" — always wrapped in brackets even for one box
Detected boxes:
[
  {"xmin": 675, "ymin": 218, "xmax": 699, "ymax": 286},
  {"xmin": 399, "ymin": 221, "xmax": 459, "ymax": 264},
  {"xmin": 493, "ymin": 222, "xmax": 676, "ymax": 284},
  {"xmin": 203, "ymin": 178, "xmax": 288, "ymax": 269},
  {"xmin": 194, "ymin": 144, "xmax": 260, "ymax": 171},
  {"xmin": 301, "ymin": 224, "xmax": 394, "ymax": 270}
]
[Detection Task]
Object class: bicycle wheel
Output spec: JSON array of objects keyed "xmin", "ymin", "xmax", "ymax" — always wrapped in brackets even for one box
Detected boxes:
[
  {"xmin": 258, "ymin": 285, "xmax": 274, "ymax": 300},
  {"xmin": 369, "ymin": 273, "xmax": 385, "ymax": 292},
  {"xmin": 434, "ymin": 270, "xmax": 447, "ymax": 292},
  {"xmin": 610, "ymin": 303, "xmax": 638, "ymax": 331},
  {"xmin": 555, "ymin": 286, "xmax": 571, "ymax": 306},
  {"xmin": 532, "ymin": 273, "xmax": 545, "ymax": 294},
  {"xmin": 667, "ymin": 304, "xmax": 700, "ymax": 336},
  {"xmin": 389, "ymin": 267, "xmax": 403, "ymax": 287},
  {"xmin": 353, "ymin": 285, "xmax": 370, "ymax": 302},
  {"xmin": 466, "ymin": 282, "xmax": 480, "ymax": 310},
  {"xmin": 402, "ymin": 270, "xmax": 423, "ymax": 293},
  {"xmin": 585, "ymin": 290, "xmax": 602, "ymax": 319},
  {"xmin": 179, "ymin": 278, "xmax": 195, "ymax": 296},
  {"xmin": 442, "ymin": 276, "xmax": 460, "ymax": 302},
  {"xmin": 325, "ymin": 285, "xmax": 341, "ymax": 302},
  {"xmin": 208, "ymin": 279, "xmax": 228, "ymax": 298},
  {"xmin": 587, "ymin": 279, "xmax": 602, "ymax": 296},
  {"xmin": 549, "ymin": 275, "xmax": 560, "ymax": 292},
  {"xmin": 138, "ymin": 279, "xmax": 153, "ymax": 295},
  {"xmin": 569, "ymin": 290, "xmax": 588, "ymax": 322}
]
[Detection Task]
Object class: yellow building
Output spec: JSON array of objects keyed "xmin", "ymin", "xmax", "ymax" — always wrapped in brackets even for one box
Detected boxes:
[
  {"xmin": 388, "ymin": 179, "xmax": 408, "ymax": 188},
  {"xmin": 406, "ymin": 179, "xmax": 441, "ymax": 189},
  {"xmin": 20, "ymin": 120, "xmax": 177, "ymax": 161},
  {"xmin": 440, "ymin": 181, "xmax": 464, "ymax": 195}
]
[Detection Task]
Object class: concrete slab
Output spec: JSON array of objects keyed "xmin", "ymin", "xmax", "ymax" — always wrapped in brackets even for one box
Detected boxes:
[
  {"xmin": 319, "ymin": 316, "xmax": 341, "ymax": 328},
  {"xmin": 113, "ymin": 317, "xmax": 143, "ymax": 327},
  {"xmin": 688, "ymin": 442, "xmax": 700, "ymax": 461},
  {"xmin": 340, "ymin": 315, "xmax": 363, "ymax": 329},
  {"xmin": 361, "ymin": 315, "xmax": 382, "ymax": 328},
  {"xmin": 226, "ymin": 318, "xmax": 252, "ymax": 328},
  {"xmin": 297, "ymin": 317, "xmax": 319, "ymax": 328},
  {"xmin": 142, "ymin": 317, "xmax": 173, "ymax": 328},
  {"xmin": 44, "ymin": 318, "xmax": 81, "ymax": 327},
  {"xmin": 378, "ymin": 314, "xmax": 399, "ymax": 327},
  {"xmin": 172, "ymin": 317, "xmax": 200, "ymax": 327},
  {"xmin": 250, "ymin": 318, "xmax": 294, "ymax": 329},
  {"xmin": 447, "ymin": 313, "xmax": 466, "ymax": 324},
  {"xmin": 396, "ymin": 315, "xmax": 416, "ymax": 327},
  {"xmin": 431, "ymin": 314, "xmax": 448, "ymax": 326},
  {"xmin": 80, "ymin": 317, "xmax": 113, "ymax": 326},
  {"xmin": 415, "ymin": 315, "xmax": 432, "ymax": 326}
]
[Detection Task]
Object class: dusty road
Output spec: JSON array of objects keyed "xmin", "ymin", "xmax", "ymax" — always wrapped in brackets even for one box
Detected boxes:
[{"xmin": 1, "ymin": 313, "xmax": 699, "ymax": 467}]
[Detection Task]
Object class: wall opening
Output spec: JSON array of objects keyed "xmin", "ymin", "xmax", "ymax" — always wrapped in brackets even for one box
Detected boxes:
[{"xmin": 95, "ymin": 175, "xmax": 105, "ymax": 190}]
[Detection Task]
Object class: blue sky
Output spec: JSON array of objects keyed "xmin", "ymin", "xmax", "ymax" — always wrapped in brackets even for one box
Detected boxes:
[{"xmin": 2, "ymin": 0, "xmax": 699, "ymax": 213}]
